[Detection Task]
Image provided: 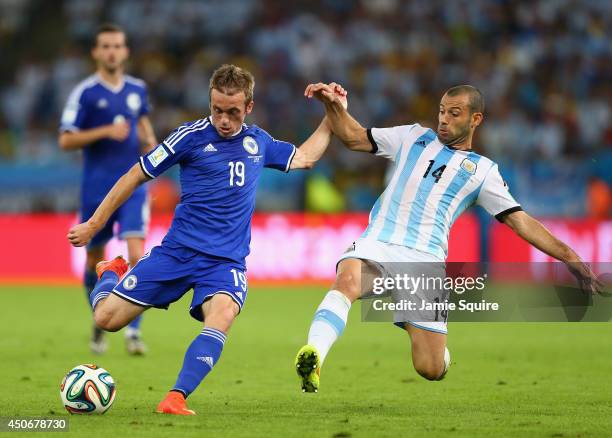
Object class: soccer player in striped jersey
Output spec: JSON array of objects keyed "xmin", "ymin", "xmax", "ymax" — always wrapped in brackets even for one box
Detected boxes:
[
  {"xmin": 67, "ymin": 66, "xmax": 347, "ymax": 414},
  {"xmin": 295, "ymin": 83, "xmax": 601, "ymax": 392},
  {"xmin": 59, "ymin": 24, "xmax": 157, "ymax": 355}
]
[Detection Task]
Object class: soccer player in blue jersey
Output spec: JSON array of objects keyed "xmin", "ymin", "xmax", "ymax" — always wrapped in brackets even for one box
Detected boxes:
[
  {"xmin": 59, "ymin": 24, "xmax": 157, "ymax": 355},
  {"xmin": 67, "ymin": 65, "xmax": 347, "ymax": 415},
  {"xmin": 295, "ymin": 82, "xmax": 602, "ymax": 392}
]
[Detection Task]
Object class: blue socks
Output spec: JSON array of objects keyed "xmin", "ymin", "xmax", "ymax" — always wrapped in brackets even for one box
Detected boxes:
[
  {"xmin": 173, "ymin": 328, "xmax": 226, "ymax": 397},
  {"xmin": 127, "ymin": 314, "xmax": 142, "ymax": 332},
  {"xmin": 89, "ymin": 271, "xmax": 118, "ymax": 310}
]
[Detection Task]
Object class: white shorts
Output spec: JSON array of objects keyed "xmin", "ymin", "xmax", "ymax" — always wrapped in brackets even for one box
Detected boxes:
[{"xmin": 338, "ymin": 238, "xmax": 448, "ymax": 335}]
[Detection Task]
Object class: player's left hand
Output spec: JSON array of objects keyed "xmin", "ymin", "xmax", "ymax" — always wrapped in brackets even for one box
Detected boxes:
[
  {"xmin": 304, "ymin": 82, "xmax": 348, "ymax": 110},
  {"xmin": 566, "ymin": 262, "xmax": 603, "ymax": 295},
  {"xmin": 328, "ymin": 82, "xmax": 348, "ymax": 110},
  {"xmin": 67, "ymin": 221, "xmax": 96, "ymax": 247}
]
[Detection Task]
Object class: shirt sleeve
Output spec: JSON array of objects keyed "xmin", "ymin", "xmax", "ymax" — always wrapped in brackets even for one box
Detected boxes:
[
  {"xmin": 367, "ymin": 124, "xmax": 416, "ymax": 161},
  {"xmin": 60, "ymin": 86, "xmax": 89, "ymax": 132},
  {"xmin": 262, "ymin": 131, "xmax": 296, "ymax": 172},
  {"xmin": 139, "ymin": 126, "xmax": 193, "ymax": 179},
  {"xmin": 476, "ymin": 164, "xmax": 522, "ymax": 221}
]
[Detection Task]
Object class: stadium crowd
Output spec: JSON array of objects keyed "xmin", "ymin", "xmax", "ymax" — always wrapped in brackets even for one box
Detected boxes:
[{"xmin": 0, "ymin": 0, "xmax": 610, "ymax": 217}]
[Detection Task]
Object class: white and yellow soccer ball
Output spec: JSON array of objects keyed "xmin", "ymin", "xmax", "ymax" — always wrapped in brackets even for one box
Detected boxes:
[{"xmin": 59, "ymin": 364, "xmax": 116, "ymax": 414}]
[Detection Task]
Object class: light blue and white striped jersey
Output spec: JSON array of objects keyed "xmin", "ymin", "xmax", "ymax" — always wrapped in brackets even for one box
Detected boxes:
[{"xmin": 363, "ymin": 123, "xmax": 521, "ymax": 260}]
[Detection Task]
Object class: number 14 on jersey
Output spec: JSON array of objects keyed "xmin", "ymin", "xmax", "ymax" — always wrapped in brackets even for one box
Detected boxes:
[{"xmin": 423, "ymin": 160, "xmax": 446, "ymax": 183}]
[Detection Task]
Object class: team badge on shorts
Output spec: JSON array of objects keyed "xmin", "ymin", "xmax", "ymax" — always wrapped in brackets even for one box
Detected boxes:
[
  {"xmin": 243, "ymin": 136, "xmax": 258, "ymax": 155},
  {"xmin": 123, "ymin": 275, "xmax": 138, "ymax": 290},
  {"xmin": 460, "ymin": 158, "xmax": 477, "ymax": 174}
]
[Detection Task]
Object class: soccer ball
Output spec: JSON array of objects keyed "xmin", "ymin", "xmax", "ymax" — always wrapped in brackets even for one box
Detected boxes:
[{"xmin": 59, "ymin": 364, "xmax": 116, "ymax": 414}]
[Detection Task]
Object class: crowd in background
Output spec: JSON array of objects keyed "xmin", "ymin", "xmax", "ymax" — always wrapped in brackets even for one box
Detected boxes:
[{"xmin": 0, "ymin": 0, "xmax": 610, "ymax": 217}]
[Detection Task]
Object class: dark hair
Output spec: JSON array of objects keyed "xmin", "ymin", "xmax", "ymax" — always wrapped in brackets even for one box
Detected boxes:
[
  {"xmin": 94, "ymin": 23, "xmax": 127, "ymax": 47},
  {"xmin": 445, "ymin": 85, "xmax": 485, "ymax": 114},
  {"xmin": 209, "ymin": 64, "xmax": 255, "ymax": 103}
]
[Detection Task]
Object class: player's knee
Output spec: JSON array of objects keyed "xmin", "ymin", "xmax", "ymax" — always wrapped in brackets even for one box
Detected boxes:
[
  {"xmin": 415, "ymin": 366, "xmax": 443, "ymax": 381},
  {"xmin": 332, "ymin": 272, "xmax": 360, "ymax": 302},
  {"xmin": 94, "ymin": 308, "xmax": 122, "ymax": 332},
  {"xmin": 217, "ymin": 305, "xmax": 237, "ymax": 324},
  {"xmin": 413, "ymin": 357, "xmax": 445, "ymax": 381},
  {"xmin": 203, "ymin": 296, "xmax": 239, "ymax": 331}
]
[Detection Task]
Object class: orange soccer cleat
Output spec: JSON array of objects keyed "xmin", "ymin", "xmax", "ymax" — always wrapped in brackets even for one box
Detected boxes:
[
  {"xmin": 95, "ymin": 256, "xmax": 129, "ymax": 280},
  {"xmin": 156, "ymin": 391, "xmax": 196, "ymax": 415}
]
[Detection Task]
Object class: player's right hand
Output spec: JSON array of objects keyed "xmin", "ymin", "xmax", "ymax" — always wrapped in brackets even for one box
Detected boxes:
[
  {"xmin": 566, "ymin": 262, "xmax": 604, "ymax": 295},
  {"xmin": 107, "ymin": 121, "xmax": 130, "ymax": 141},
  {"xmin": 67, "ymin": 221, "xmax": 96, "ymax": 247}
]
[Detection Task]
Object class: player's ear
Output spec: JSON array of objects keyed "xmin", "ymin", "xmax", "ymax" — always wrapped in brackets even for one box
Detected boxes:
[
  {"xmin": 245, "ymin": 100, "xmax": 254, "ymax": 115},
  {"xmin": 471, "ymin": 112, "xmax": 483, "ymax": 129}
]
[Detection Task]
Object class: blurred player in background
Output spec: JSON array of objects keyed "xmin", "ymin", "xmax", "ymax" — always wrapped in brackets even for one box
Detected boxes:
[
  {"xmin": 67, "ymin": 66, "xmax": 347, "ymax": 415},
  {"xmin": 59, "ymin": 24, "xmax": 157, "ymax": 355},
  {"xmin": 295, "ymin": 82, "xmax": 602, "ymax": 392}
]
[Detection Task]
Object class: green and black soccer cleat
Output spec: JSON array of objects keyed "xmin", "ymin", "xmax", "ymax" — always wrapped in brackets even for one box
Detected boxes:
[{"xmin": 295, "ymin": 344, "xmax": 320, "ymax": 393}]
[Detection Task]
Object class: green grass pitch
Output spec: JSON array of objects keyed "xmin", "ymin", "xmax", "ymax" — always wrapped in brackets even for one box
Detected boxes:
[{"xmin": 1, "ymin": 285, "xmax": 611, "ymax": 437}]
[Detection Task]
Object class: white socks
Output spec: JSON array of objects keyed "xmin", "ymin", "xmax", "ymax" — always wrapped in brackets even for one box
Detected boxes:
[
  {"xmin": 437, "ymin": 347, "xmax": 451, "ymax": 380},
  {"xmin": 124, "ymin": 326, "xmax": 140, "ymax": 339},
  {"xmin": 307, "ymin": 290, "xmax": 352, "ymax": 364}
]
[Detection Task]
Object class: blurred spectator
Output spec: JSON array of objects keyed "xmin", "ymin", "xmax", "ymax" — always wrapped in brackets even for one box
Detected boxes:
[
  {"xmin": 0, "ymin": 0, "xmax": 610, "ymax": 216},
  {"xmin": 587, "ymin": 178, "xmax": 611, "ymax": 220}
]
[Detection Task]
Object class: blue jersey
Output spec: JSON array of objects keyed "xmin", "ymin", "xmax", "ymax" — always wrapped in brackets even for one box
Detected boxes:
[
  {"xmin": 140, "ymin": 117, "xmax": 296, "ymax": 264},
  {"xmin": 60, "ymin": 74, "xmax": 150, "ymax": 204}
]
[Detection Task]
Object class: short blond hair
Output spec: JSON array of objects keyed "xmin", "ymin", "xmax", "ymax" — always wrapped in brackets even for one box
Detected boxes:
[{"xmin": 209, "ymin": 64, "xmax": 255, "ymax": 104}]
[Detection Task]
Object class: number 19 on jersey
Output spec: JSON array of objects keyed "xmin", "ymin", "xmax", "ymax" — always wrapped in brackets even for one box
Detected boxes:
[{"xmin": 228, "ymin": 161, "xmax": 245, "ymax": 186}]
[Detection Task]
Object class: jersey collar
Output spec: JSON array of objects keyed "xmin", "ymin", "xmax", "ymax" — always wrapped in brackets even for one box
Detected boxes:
[
  {"xmin": 95, "ymin": 74, "xmax": 125, "ymax": 94},
  {"xmin": 440, "ymin": 141, "xmax": 471, "ymax": 153}
]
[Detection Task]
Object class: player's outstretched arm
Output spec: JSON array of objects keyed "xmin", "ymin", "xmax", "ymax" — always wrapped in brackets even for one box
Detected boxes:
[
  {"xmin": 289, "ymin": 117, "xmax": 333, "ymax": 170},
  {"xmin": 502, "ymin": 210, "xmax": 602, "ymax": 294},
  {"xmin": 58, "ymin": 122, "xmax": 130, "ymax": 151},
  {"xmin": 305, "ymin": 82, "xmax": 371, "ymax": 152},
  {"xmin": 67, "ymin": 163, "xmax": 148, "ymax": 247},
  {"xmin": 290, "ymin": 83, "xmax": 348, "ymax": 170},
  {"xmin": 137, "ymin": 116, "xmax": 158, "ymax": 153}
]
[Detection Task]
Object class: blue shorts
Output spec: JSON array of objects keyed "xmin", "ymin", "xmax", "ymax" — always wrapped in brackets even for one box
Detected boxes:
[
  {"xmin": 112, "ymin": 243, "xmax": 248, "ymax": 321},
  {"xmin": 81, "ymin": 189, "xmax": 149, "ymax": 248}
]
